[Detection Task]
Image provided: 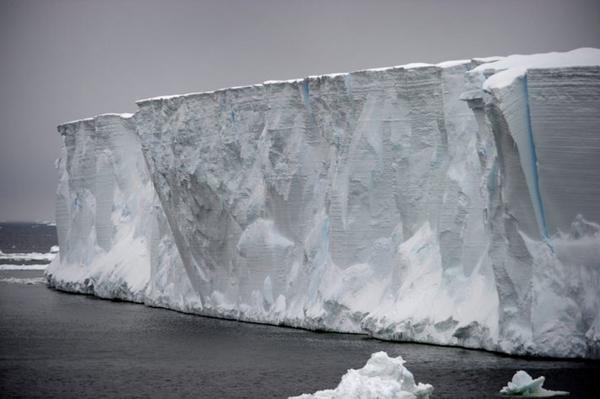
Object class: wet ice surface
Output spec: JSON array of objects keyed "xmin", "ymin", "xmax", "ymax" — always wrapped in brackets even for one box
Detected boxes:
[{"xmin": 1, "ymin": 271, "xmax": 598, "ymax": 399}]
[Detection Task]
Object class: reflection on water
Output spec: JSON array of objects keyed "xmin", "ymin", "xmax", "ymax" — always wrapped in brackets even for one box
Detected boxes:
[{"xmin": 1, "ymin": 270, "xmax": 598, "ymax": 398}]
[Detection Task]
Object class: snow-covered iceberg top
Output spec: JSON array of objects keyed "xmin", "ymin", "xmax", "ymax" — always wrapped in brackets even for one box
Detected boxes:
[
  {"xmin": 290, "ymin": 352, "xmax": 433, "ymax": 399},
  {"xmin": 0, "ymin": 250, "xmax": 57, "ymax": 262},
  {"xmin": 461, "ymin": 47, "xmax": 600, "ymax": 100},
  {"xmin": 500, "ymin": 370, "xmax": 568, "ymax": 397},
  {"xmin": 57, "ymin": 113, "xmax": 134, "ymax": 131},
  {"xmin": 135, "ymin": 57, "xmax": 485, "ymax": 104},
  {"xmin": 479, "ymin": 47, "xmax": 600, "ymax": 90},
  {"xmin": 135, "ymin": 48, "xmax": 600, "ymax": 108}
]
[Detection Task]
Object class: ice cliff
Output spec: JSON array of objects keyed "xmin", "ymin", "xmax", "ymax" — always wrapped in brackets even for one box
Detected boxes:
[
  {"xmin": 48, "ymin": 114, "xmax": 192, "ymax": 305},
  {"xmin": 47, "ymin": 48, "xmax": 600, "ymax": 359}
]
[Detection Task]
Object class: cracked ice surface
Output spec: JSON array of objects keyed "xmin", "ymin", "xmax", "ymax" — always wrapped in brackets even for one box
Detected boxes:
[{"xmin": 48, "ymin": 49, "xmax": 600, "ymax": 358}]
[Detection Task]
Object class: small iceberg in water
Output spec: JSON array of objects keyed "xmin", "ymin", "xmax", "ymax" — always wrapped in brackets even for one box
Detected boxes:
[
  {"xmin": 290, "ymin": 351, "xmax": 433, "ymax": 399},
  {"xmin": 500, "ymin": 370, "xmax": 569, "ymax": 397}
]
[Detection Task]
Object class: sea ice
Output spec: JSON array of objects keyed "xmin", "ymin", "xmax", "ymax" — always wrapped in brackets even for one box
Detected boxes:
[
  {"xmin": 0, "ymin": 251, "xmax": 56, "ymax": 262},
  {"xmin": 0, "ymin": 277, "xmax": 47, "ymax": 285},
  {"xmin": 0, "ymin": 265, "xmax": 48, "ymax": 271}
]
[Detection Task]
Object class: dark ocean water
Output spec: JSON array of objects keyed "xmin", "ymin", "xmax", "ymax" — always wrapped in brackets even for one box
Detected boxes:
[
  {"xmin": 0, "ymin": 223, "xmax": 57, "ymax": 254},
  {"xmin": 1, "ymin": 271, "xmax": 599, "ymax": 399},
  {"xmin": 1, "ymin": 225, "xmax": 599, "ymax": 398}
]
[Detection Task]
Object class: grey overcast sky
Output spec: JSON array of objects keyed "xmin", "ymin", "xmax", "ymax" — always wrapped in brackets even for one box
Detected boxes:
[{"xmin": 1, "ymin": 0, "xmax": 599, "ymax": 222}]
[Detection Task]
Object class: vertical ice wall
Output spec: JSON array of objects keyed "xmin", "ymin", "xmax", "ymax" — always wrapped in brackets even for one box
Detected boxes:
[
  {"xmin": 49, "ymin": 49, "xmax": 600, "ymax": 358},
  {"xmin": 47, "ymin": 114, "xmax": 191, "ymax": 306},
  {"xmin": 527, "ymin": 67, "xmax": 600, "ymax": 233},
  {"xmin": 134, "ymin": 60, "xmax": 500, "ymax": 348},
  {"xmin": 463, "ymin": 51, "xmax": 600, "ymax": 357}
]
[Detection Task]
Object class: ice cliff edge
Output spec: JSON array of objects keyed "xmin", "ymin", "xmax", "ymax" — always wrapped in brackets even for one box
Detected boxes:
[{"xmin": 47, "ymin": 48, "xmax": 600, "ymax": 359}]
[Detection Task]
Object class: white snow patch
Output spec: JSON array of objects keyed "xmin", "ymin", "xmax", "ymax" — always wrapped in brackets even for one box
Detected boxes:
[{"xmin": 436, "ymin": 59, "xmax": 470, "ymax": 68}]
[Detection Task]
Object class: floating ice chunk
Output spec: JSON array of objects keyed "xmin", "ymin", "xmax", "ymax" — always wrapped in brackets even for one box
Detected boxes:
[
  {"xmin": 290, "ymin": 352, "xmax": 433, "ymax": 399},
  {"xmin": 0, "ymin": 265, "xmax": 48, "ymax": 270},
  {"xmin": 0, "ymin": 277, "xmax": 46, "ymax": 285},
  {"xmin": 500, "ymin": 370, "xmax": 569, "ymax": 397}
]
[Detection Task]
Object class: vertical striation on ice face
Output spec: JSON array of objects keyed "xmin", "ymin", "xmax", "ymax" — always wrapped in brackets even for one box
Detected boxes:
[
  {"xmin": 462, "ymin": 49, "xmax": 600, "ymax": 358},
  {"xmin": 46, "ymin": 114, "xmax": 192, "ymax": 307},
  {"xmin": 134, "ymin": 60, "xmax": 500, "ymax": 346},
  {"xmin": 50, "ymin": 48, "xmax": 600, "ymax": 359}
]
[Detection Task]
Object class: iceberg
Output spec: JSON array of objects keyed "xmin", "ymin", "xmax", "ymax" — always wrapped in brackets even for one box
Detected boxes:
[
  {"xmin": 289, "ymin": 351, "xmax": 433, "ymax": 399},
  {"xmin": 47, "ymin": 48, "xmax": 600, "ymax": 358},
  {"xmin": 500, "ymin": 370, "xmax": 568, "ymax": 397}
]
